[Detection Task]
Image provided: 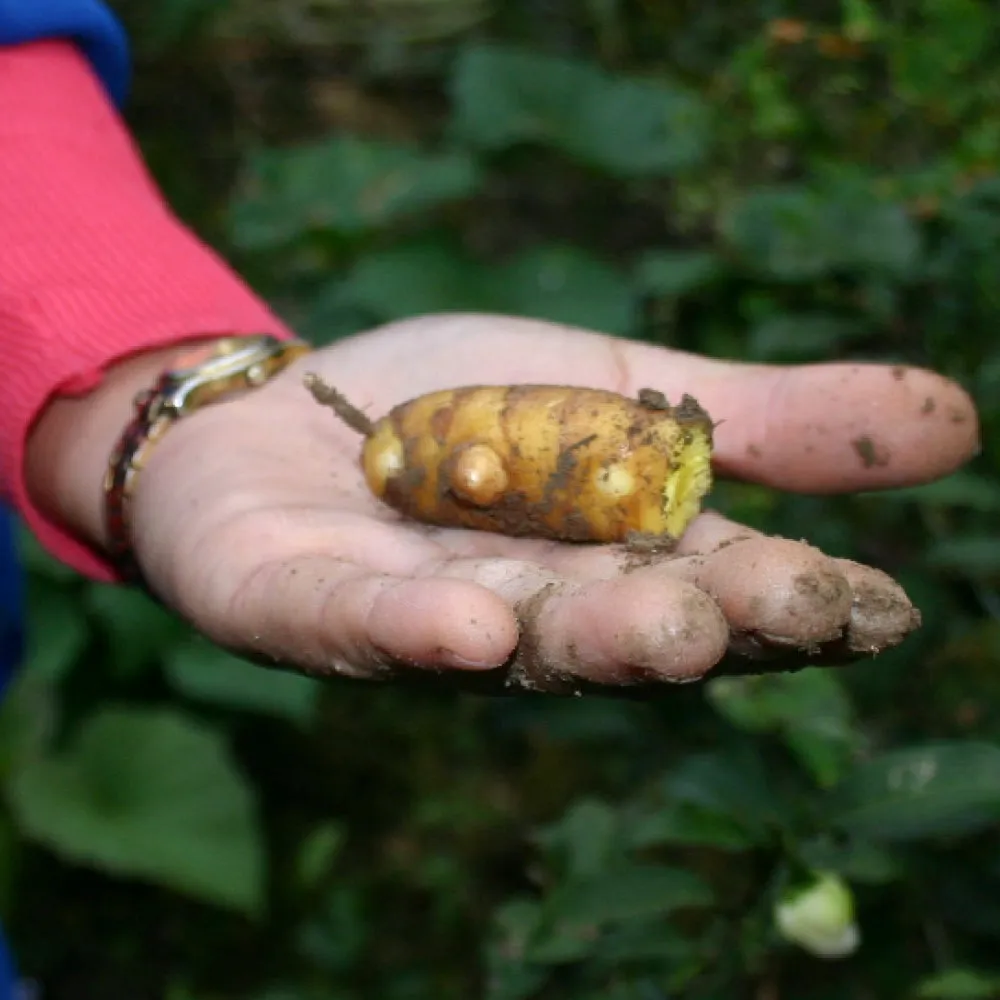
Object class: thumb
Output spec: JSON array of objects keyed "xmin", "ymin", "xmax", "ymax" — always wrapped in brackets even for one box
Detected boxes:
[{"xmin": 641, "ymin": 354, "xmax": 981, "ymax": 493}]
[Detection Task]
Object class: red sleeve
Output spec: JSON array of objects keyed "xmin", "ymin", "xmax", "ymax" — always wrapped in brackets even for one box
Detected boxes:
[{"xmin": 0, "ymin": 40, "xmax": 294, "ymax": 580}]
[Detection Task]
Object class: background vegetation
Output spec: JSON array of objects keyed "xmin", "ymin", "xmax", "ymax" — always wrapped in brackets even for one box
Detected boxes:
[{"xmin": 3, "ymin": 0, "xmax": 1000, "ymax": 997}]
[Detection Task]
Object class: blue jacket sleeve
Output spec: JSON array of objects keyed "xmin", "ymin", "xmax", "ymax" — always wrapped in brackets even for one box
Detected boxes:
[
  {"xmin": 0, "ymin": 508, "xmax": 22, "ymax": 702},
  {"xmin": 0, "ymin": 0, "xmax": 130, "ymax": 104}
]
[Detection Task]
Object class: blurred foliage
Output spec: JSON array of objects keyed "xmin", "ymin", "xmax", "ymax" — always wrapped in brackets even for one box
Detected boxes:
[{"xmin": 3, "ymin": 0, "xmax": 1000, "ymax": 997}]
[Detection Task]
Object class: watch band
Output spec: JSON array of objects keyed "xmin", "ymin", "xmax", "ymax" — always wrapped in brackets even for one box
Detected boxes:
[{"xmin": 104, "ymin": 334, "xmax": 312, "ymax": 583}]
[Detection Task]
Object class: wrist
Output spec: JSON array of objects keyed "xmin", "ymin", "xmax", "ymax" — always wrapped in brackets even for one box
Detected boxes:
[
  {"xmin": 25, "ymin": 341, "xmax": 218, "ymax": 557},
  {"xmin": 0, "ymin": 44, "xmax": 300, "ymax": 580}
]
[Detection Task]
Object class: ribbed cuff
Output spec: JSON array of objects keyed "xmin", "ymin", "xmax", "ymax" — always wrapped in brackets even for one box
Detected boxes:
[{"xmin": 0, "ymin": 41, "xmax": 294, "ymax": 580}]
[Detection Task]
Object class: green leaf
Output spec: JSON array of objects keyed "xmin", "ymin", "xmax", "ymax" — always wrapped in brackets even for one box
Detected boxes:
[
  {"xmin": 876, "ymin": 472, "xmax": 1000, "ymax": 512},
  {"xmin": 294, "ymin": 280, "xmax": 373, "ymax": 347},
  {"xmin": 18, "ymin": 525, "xmax": 78, "ymax": 584},
  {"xmin": 0, "ymin": 813, "xmax": 18, "ymax": 920},
  {"xmin": 452, "ymin": 45, "xmax": 710, "ymax": 176},
  {"xmin": 707, "ymin": 670, "xmax": 861, "ymax": 787},
  {"xmin": 164, "ymin": 637, "xmax": 320, "ymax": 726},
  {"xmin": 345, "ymin": 241, "xmax": 637, "ymax": 334},
  {"xmin": 710, "ymin": 481, "xmax": 780, "ymax": 528},
  {"xmin": 662, "ymin": 750, "xmax": 788, "ymax": 841},
  {"xmin": 634, "ymin": 250, "xmax": 723, "ymax": 297},
  {"xmin": 843, "ymin": 0, "xmax": 883, "ymax": 42},
  {"xmin": 295, "ymin": 821, "xmax": 344, "ymax": 892},
  {"xmin": 829, "ymin": 741, "xmax": 1000, "ymax": 841},
  {"xmin": 295, "ymin": 887, "xmax": 367, "ymax": 975},
  {"xmin": 723, "ymin": 183, "xmax": 921, "ymax": 281},
  {"xmin": 925, "ymin": 537, "xmax": 1000, "ymax": 579},
  {"xmin": 914, "ymin": 968, "xmax": 1000, "ymax": 1000},
  {"xmin": 565, "ymin": 76, "xmax": 710, "ymax": 177},
  {"xmin": 24, "ymin": 581, "xmax": 88, "ymax": 683},
  {"xmin": 486, "ymin": 899, "xmax": 549, "ymax": 1000},
  {"xmin": 747, "ymin": 313, "xmax": 867, "ymax": 362},
  {"xmin": 626, "ymin": 799, "xmax": 759, "ymax": 852},
  {"xmin": 798, "ymin": 835, "xmax": 902, "ymax": 885},
  {"xmin": 136, "ymin": 0, "xmax": 221, "ymax": 54},
  {"xmin": 229, "ymin": 137, "xmax": 481, "ymax": 250},
  {"xmin": 534, "ymin": 799, "xmax": 620, "ymax": 880},
  {"xmin": 85, "ymin": 584, "xmax": 186, "ymax": 678},
  {"xmin": 542, "ymin": 864, "xmax": 713, "ymax": 929},
  {"xmin": 524, "ymin": 922, "xmax": 599, "ymax": 965},
  {"xmin": 485, "ymin": 964, "xmax": 547, "ymax": 1000},
  {"xmin": 591, "ymin": 922, "xmax": 698, "ymax": 965},
  {"xmin": 0, "ymin": 672, "xmax": 56, "ymax": 779},
  {"xmin": 7, "ymin": 707, "xmax": 263, "ymax": 915},
  {"xmin": 488, "ymin": 245, "xmax": 636, "ymax": 335},
  {"xmin": 343, "ymin": 241, "xmax": 489, "ymax": 321},
  {"xmin": 707, "ymin": 671, "xmax": 832, "ymax": 733},
  {"xmin": 890, "ymin": 0, "xmax": 991, "ymax": 104}
]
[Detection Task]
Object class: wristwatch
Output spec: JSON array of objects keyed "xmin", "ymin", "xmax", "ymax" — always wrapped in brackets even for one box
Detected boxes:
[{"xmin": 104, "ymin": 334, "xmax": 313, "ymax": 583}]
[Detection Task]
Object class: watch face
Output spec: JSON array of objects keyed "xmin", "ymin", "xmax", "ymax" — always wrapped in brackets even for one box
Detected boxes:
[{"xmin": 161, "ymin": 337, "xmax": 291, "ymax": 415}]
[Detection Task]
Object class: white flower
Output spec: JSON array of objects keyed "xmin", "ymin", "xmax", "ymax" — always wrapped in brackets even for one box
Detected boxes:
[{"xmin": 774, "ymin": 872, "xmax": 860, "ymax": 959}]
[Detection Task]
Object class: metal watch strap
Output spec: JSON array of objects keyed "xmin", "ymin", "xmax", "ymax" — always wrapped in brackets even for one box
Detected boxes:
[{"xmin": 104, "ymin": 334, "xmax": 312, "ymax": 583}]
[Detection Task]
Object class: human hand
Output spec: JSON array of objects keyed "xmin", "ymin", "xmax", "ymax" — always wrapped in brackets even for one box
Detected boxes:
[{"xmin": 31, "ymin": 315, "xmax": 981, "ymax": 693}]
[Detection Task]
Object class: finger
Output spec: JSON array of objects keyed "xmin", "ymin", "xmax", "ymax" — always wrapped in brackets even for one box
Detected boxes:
[
  {"xmin": 211, "ymin": 554, "xmax": 519, "ymax": 678},
  {"xmin": 830, "ymin": 558, "xmax": 922, "ymax": 655},
  {"xmin": 619, "ymin": 346, "xmax": 979, "ymax": 491},
  {"xmin": 673, "ymin": 514, "xmax": 921, "ymax": 655},
  {"xmin": 435, "ymin": 504, "xmax": 923, "ymax": 660},
  {"xmin": 673, "ymin": 535, "xmax": 852, "ymax": 652},
  {"xmin": 536, "ymin": 511, "xmax": 920, "ymax": 661},
  {"xmin": 609, "ymin": 328, "xmax": 979, "ymax": 491},
  {"xmin": 702, "ymin": 363, "xmax": 979, "ymax": 493},
  {"xmin": 707, "ymin": 555, "xmax": 923, "ymax": 675},
  {"xmin": 432, "ymin": 556, "xmax": 729, "ymax": 690},
  {"xmin": 496, "ymin": 513, "xmax": 850, "ymax": 647}
]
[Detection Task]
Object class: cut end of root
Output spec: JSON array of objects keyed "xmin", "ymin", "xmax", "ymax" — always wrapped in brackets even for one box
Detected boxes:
[
  {"xmin": 661, "ymin": 424, "xmax": 714, "ymax": 538},
  {"xmin": 303, "ymin": 372, "xmax": 375, "ymax": 437}
]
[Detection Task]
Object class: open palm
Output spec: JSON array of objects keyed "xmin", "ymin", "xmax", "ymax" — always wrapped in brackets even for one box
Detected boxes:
[{"xmin": 130, "ymin": 315, "xmax": 979, "ymax": 693}]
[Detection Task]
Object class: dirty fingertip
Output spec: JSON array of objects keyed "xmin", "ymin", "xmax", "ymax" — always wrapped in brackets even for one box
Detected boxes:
[
  {"xmin": 833, "ymin": 558, "xmax": 922, "ymax": 653},
  {"xmin": 531, "ymin": 574, "xmax": 729, "ymax": 687},
  {"xmin": 694, "ymin": 536, "xmax": 854, "ymax": 646}
]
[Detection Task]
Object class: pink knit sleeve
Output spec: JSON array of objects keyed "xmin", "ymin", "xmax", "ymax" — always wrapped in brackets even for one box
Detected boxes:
[{"xmin": 0, "ymin": 40, "xmax": 295, "ymax": 580}]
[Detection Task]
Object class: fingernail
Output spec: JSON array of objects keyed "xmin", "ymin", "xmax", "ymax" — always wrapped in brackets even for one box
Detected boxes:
[{"xmin": 440, "ymin": 650, "xmax": 502, "ymax": 670}]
